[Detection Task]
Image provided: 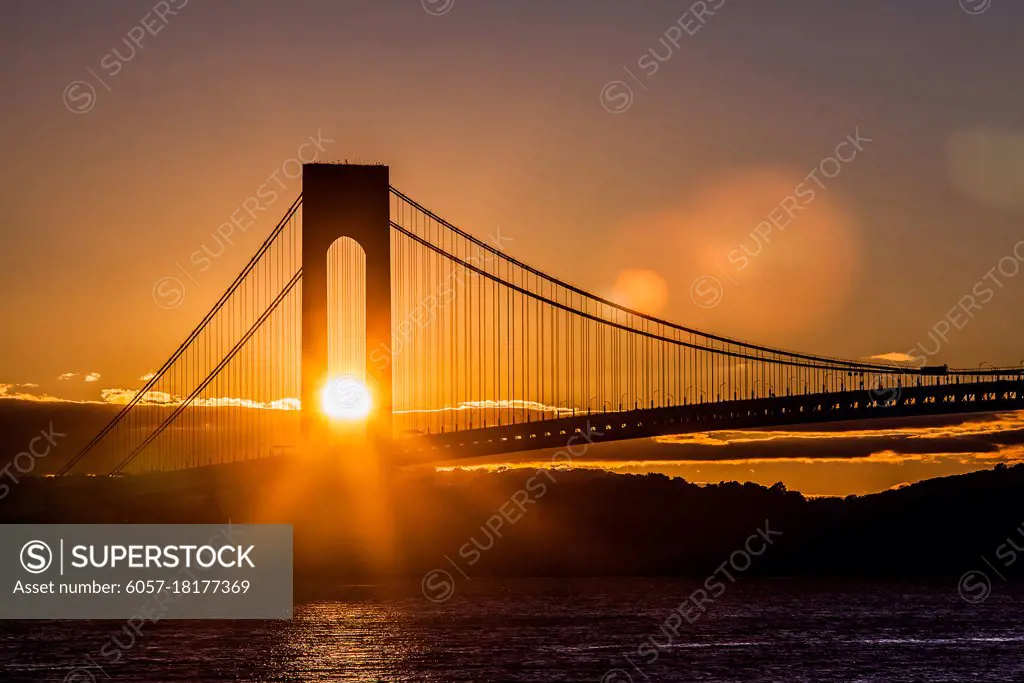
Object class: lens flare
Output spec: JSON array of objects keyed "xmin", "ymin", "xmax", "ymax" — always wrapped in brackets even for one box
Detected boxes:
[{"xmin": 610, "ymin": 269, "xmax": 669, "ymax": 315}]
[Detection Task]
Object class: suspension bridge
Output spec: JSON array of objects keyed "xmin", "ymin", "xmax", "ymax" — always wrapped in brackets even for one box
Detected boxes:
[{"xmin": 57, "ymin": 164, "xmax": 1024, "ymax": 476}]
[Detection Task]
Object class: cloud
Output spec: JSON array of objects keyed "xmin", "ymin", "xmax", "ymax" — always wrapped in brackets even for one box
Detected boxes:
[
  {"xmin": 100, "ymin": 388, "xmax": 179, "ymax": 406},
  {"xmin": 98, "ymin": 388, "xmax": 300, "ymax": 411},
  {"xmin": 139, "ymin": 372, "xmax": 156, "ymax": 381},
  {"xmin": 57, "ymin": 371, "xmax": 101, "ymax": 383},
  {"xmin": 439, "ymin": 449, "xmax": 985, "ymax": 474},
  {"xmin": 396, "ymin": 399, "xmax": 573, "ymax": 416},
  {"xmin": 0, "ymin": 383, "xmax": 67, "ymax": 403},
  {"xmin": 0, "ymin": 385, "xmax": 301, "ymax": 410},
  {"xmin": 458, "ymin": 412, "xmax": 1024, "ymax": 473},
  {"xmin": 194, "ymin": 396, "xmax": 300, "ymax": 411},
  {"xmin": 869, "ymin": 352, "xmax": 915, "ymax": 363},
  {"xmin": 561, "ymin": 411, "xmax": 1024, "ymax": 465}
]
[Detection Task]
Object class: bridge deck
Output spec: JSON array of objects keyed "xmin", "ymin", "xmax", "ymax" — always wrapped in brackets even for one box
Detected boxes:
[{"xmin": 392, "ymin": 379, "xmax": 1024, "ymax": 465}]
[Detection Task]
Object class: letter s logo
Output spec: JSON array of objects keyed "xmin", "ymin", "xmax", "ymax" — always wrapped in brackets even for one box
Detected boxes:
[{"xmin": 20, "ymin": 540, "xmax": 52, "ymax": 574}]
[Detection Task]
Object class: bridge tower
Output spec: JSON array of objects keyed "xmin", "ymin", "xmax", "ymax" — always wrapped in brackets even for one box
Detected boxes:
[{"xmin": 301, "ymin": 163, "xmax": 392, "ymax": 448}]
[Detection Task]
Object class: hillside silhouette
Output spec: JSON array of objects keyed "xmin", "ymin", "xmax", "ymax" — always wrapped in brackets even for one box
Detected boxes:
[{"xmin": 3, "ymin": 461, "xmax": 1022, "ymax": 585}]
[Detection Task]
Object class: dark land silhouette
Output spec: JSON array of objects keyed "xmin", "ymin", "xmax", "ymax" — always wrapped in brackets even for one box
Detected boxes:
[{"xmin": 3, "ymin": 453, "xmax": 1022, "ymax": 591}]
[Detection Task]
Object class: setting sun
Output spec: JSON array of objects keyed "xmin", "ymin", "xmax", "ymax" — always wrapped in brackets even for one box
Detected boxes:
[{"xmin": 321, "ymin": 375, "xmax": 372, "ymax": 421}]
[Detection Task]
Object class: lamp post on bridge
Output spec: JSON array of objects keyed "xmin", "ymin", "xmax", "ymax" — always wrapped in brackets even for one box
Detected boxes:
[
  {"xmin": 557, "ymin": 400, "xmax": 575, "ymax": 419},
  {"xmin": 980, "ymin": 361, "xmax": 993, "ymax": 386}
]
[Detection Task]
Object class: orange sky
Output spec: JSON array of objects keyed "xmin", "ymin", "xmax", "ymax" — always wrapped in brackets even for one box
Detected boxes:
[{"xmin": 2, "ymin": 0, "xmax": 1024, "ymax": 496}]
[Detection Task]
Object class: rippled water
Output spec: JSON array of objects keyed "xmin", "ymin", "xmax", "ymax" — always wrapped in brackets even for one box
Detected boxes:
[{"xmin": 1, "ymin": 579, "xmax": 1021, "ymax": 682}]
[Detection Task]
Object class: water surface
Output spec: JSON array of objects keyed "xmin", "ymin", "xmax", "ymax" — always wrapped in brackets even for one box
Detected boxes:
[{"xmin": 1, "ymin": 579, "xmax": 1019, "ymax": 682}]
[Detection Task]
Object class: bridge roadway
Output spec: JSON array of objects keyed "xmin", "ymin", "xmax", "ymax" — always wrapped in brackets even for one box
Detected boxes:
[{"xmin": 392, "ymin": 378, "xmax": 1024, "ymax": 465}]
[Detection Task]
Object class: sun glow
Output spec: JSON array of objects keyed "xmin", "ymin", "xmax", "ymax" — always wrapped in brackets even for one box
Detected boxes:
[{"xmin": 321, "ymin": 375, "xmax": 372, "ymax": 421}]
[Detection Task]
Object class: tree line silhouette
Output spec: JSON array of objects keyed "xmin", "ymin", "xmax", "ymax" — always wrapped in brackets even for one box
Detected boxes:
[{"xmin": 4, "ymin": 461, "xmax": 1023, "ymax": 583}]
